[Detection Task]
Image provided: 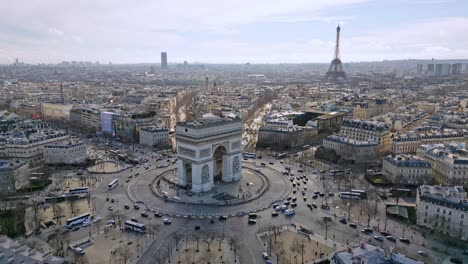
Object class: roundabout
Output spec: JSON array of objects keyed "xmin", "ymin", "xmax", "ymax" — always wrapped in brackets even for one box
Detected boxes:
[{"xmin": 128, "ymin": 161, "xmax": 292, "ymax": 218}]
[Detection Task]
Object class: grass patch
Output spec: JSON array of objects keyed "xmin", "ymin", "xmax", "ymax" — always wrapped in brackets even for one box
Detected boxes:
[{"xmin": 406, "ymin": 206, "xmax": 417, "ymax": 225}]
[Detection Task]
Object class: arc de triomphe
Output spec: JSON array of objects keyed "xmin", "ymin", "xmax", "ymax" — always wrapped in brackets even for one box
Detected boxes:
[{"xmin": 176, "ymin": 116, "xmax": 243, "ymax": 193}]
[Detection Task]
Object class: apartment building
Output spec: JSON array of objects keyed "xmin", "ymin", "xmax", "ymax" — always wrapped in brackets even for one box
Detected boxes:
[
  {"xmin": 139, "ymin": 126, "xmax": 170, "ymax": 149},
  {"xmin": 382, "ymin": 154, "xmax": 432, "ymax": 185},
  {"xmin": 0, "ymin": 159, "xmax": 29, "ymax": 194},
  {"xmin": 339, "ymin": 119, "xmax": 391, "ymax": 154},
  {"xmin": 392, "ymin": 129, "xmax": 467, "ymax": 154},
  {"xmin": 43, "ymin": 140, "xmax": 87, "ymax": 165},
  {"xmin": 416, "ymin": 185, "xmax": 468, "ymax": 241},
  {"xmin": 417, "ymin": 143, "xmax": 468, "ymax": 185},
  {"xmin": 323, "ymin": 135, "xmax": 378, "ymax": 164}
]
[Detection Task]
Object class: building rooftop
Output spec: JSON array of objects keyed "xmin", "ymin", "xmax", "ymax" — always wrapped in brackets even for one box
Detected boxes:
[
  {"xmin": 342, "ymin": 119, "xmax": 390, "ymax": 132},
  {"xmin": 418, "ymin": 185, "xmax": 468, "ymax": 211},
  {"xmin": 177, "ymin": 115, "xmax": 241, "ymax": 129},
  {"xmin": 0, "ymin": 236, "xmax": 64, "ymax": 264},
  {"xmin": 325, "ymin": 135, "xmax": 378, "ymax": 147},
  {"xmin": 384, "ymin": 154, "xmax": 431, "ymax": 168},
  {"xmin": 333, "ymin": 243, "xmax": 422, "ymax": 264}
]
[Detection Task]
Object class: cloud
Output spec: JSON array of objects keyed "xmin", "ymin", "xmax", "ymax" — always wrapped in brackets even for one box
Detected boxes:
[{"xmin": 47, "ymin": 27, "xmax": 64, "ymax": 37}]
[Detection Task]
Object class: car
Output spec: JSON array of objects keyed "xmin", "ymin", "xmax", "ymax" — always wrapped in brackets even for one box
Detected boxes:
[
  {"xmin": 292, "ymin": 197, "xmax": 297, "ymax": 202},
  {"xmin": 307, "ymin": 203, "xmax": 312, "ymax": 208},
  {"xmin": 272, "ymin": 203, "xmax": 279, "ymax": 208},
  {"xmin": 248, "ymin": 213, "xmax": 258, "ymax": 219},
  {"xmin": 319, "ymin": 170, "xmax": 326, "ymax": 173},
  {"xmin": 374, "ymin": 236, "xmax": 384, "ymax": 241},
  {"xmin": 303, "ymin": 197, "xmax": 307, "ymax": 201},
  {"xmin": 141, "ymin": 212, "xmax": 148, "ymax": 217},
  {"xmin": 349, "ymin": 223, "xmax": 357, "ymax": 228},
  {"xmin": 301, "ymin": 191, "xmax": 306, "ymax": 196},
  {"xmin": 286, "ymin": 196, "xmax": 292, "ymax": 201},
  {"xmin": 462, "ymin": 249, "xmax": 468, "ymax": 255},
  {"xmin": 314, "ymin": 191, "xmax": 320, "ymax": 195},
  {"xmin": 291, "ymin": 203, "xmax": 297, "ymax": 208},
  {"xmin": 280, "ymin": 161, "xmax": 284, "ymax": 164},
  {"xmin": 328, "ymin": 193, "xmax": 335, "ymax": 197},
  {"xmin": 82, "ymin": 221, "xmax": 91, "ymax": 227},
  {"xmin": 399, "ymin": 238, "xmax": 410, "ymax": 243},
  {"xmin": 284, "ymin": 209, "xmax": 295, "ymax": 216},
  {"xmin": 380, "ymin": 231, "xmax": 390, "ymax": 236},
  {"xmin": 74, "ymin": 247, "xmax": 85, "ymax": 255},
  {"xmin": 292, "ymin": 189, "xmax": 297, "ymax": 194},
  {"xmin": 269, "ymin": 162, "xmax": 274, "ymax": 165},
  {"xmin": 312, "ymin": 203, "xmax": 317, "ymax": 208},
  {"xmin": 319, "ymin": 193, "xmax": 325, "ymax": 197},
  {"xmin": 72, "ymin": 226, "xmax": 80, "ymax": 231},
  {"xmin": 134, "ymin": 203, "xmax": 140, "ymax": 209},
  {"xmin": 124, "ymin": 204, "xmax": 130, "ymax": 209},
  {"xmin": 284, "ymin": 201, "xmax": 290, "ymax": 206},
  {"xmin": 110, "ymin": 198, "xmax": 115, "ymax": 203},
  {"xmin": 312, "ymin": 195, "xmax": 318, "ymax": 199},
  {"xmin": 339, "ymin": 219, "xmax": 347, "ymax": 224},
  {"xmin": 262, "ymin": 252, "xmax": 269, "ymax": 260},
  {"xmin": 274, "ymin": 205, "xmax": 281, "ymax": 211},
  {"xmin": 106, "ymin": 196, "xmax": 110, "ymax": 201},
  {"xmin": 194, "ymin": 225, "xmax": 200, "ymax": 230},
  {"xmin": 257, "ymin": 156, "xmax": 262, "ymax": 159},
  {"xmin": 386, "ymin": 236, "xmax": 396, "ymax": 242},
  {"xmin": 417, "ymin": 251, "xmax": 427, "ymax": 256},
  {"xmin": 219, "ymin": 215, "xmax": 228, "ymax": 221},
  {"xmin": 125, "ymin": 179, "xmax": 131, "ymax": 182},
  {"xmin": 321, "ymin": 204, "xmax": 330, "ymax": 210},
  {"xmin": 272, "ymin": 211, "xmax": 279, "ymax": 217},
  {"xmin": 280, "ymin": 205, "xmax": 288, "ymax": 211},
  {"xmin": 297, "ymin": 170, "xmax": 303, "ymax": 173},
  {"xmin": 361, "ymin": 228, "xmax": 373, "ymax": 234},
  {"xmin": 108, "ymin": 206, "xmax": 114, "ymax": 211},
  {"xmin": 248, "ymin": 219, "xmax": 257, "ymax": 224},
  {"xmin": 163, "ymin": 218, "xmax": 172, "ymax": 224},
  {"xmin": 93, "ymin": 217, "xmax": 102, "ymax": 223},
  {"xmin": 130, "ymin": 217, "xmax": 138, "ymax": 222}
]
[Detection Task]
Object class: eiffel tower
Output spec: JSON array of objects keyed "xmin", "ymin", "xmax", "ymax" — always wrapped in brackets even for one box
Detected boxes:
[{"xmin": 325, "ymin": 25, "xmax": 346, "ymax": 80}]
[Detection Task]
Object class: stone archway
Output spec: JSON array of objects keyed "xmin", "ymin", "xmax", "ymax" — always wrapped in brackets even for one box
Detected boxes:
[{"xmin": 213, "ymin": 145, "xmax": 227, "ymax": 183}]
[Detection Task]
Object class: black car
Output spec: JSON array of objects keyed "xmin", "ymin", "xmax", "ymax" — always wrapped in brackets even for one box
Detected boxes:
[
  {"xmin": 219, "ymin": 215, "xmax": 228, "ymax": 221},
  {"xmin": 297, "ymin": 170, "xmax": 304, "ymax": 173},
  {"xmin": 380, "ymin": 231, "xmax": 390, "ymax": 236},
  {"xmin": 361, "ymin": 228, "xmax": 373, "ymax": 234},
  {"xmin": 194, "ymin": 225, "xmax": 200, "ymax": 230},
  {"xmin": 248, "ymin": 213, "xmax": 258, "ymax": 219},
  {"xmin": 291, "ymin": 203, "xmax": 297, "ymax": 208},
  {"xmin": 260, "ymin": 163, "xmax": 266, "ymax": 166},
  {"xmin": 269, "ymin": 162, "xmax": 274, "ymax": 165},
  {"xmin": 292, "ymin": 197, "xmax": 297, "ymax": 202},
  {"xmin": 154, "ymin": 212, "xmax": 163, "ymax": 217},
  {"xmin": 286, "ymin": 196, "xmax": 292, "ymax": 201},
  {"xmin": 257, "ymin": 156, "xmax": 262, "ymax": 159},
  {"xmin": 349, "ymin": 223, "xmax": 357, "ymax": 228},
  {"xmin": 292, "ymin": 189, "xmax": 297, "ymax": 194},
  {"xmin": 399, "ymin": 238, "xmax": 410, "ymax": 243},
  {"xmin": 307, "ymin": 203, "xmax": 312, "ymax": 208},
  {"xmin": 312, "ymin": 195, "xmax": 318, "ymax": 199},
  {"xmin": 284, "ymin": 201, "xmax": 290, "ymax": 206},
  {"xmin": 312, "ymin": 203, "xmax": 318, "ymax": 208},
  {"xmin": 124, "ymin": 204, "xmax": 130, "ymax": 209},
  {"xmin": 272, "ymin": 211, "xmax": 279, "ymax": 217},
  {"xmin": 303, "ymin": 197, "xmax": 307, "ymax": 201},
  {"xmin": 339, "ymin": 219, "xmax": 347, "ymax": 224},
  {"xmin": 319, "ymin": 193, "xmax": 325, "ymax": 197},
  {"xmin": 141, "ymin": 212, "xmax": 148, "ymax": 217}
]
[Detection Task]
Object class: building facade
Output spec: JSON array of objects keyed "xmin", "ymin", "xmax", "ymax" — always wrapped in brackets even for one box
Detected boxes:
[
  {"xmin": 382, "ymin": 154, "xmax": 432, "ymax": 185},
  {"xmin": 323, "ymin": 135, "xmax": 379, "ymax": 164},
  {"xmin": 176, "ymin": 117, "xmax": 242, "ymax": 193},
  {"xmin": 139, "ymin": 126, "xmax": 169, "ymax": 149},
  {"xmin": 416, "ymin": 185, "xmax": 468, "ymax": 241},
  {"xmin": 417, "ymin": 143, "xmax": 468, "ymax": 185},
  {"xmin": 339, "ymin": 119, "xmax": 391, "ymax": 154},
  {"xmin": 43, "ymin": 140, "xmax": 87, "ymax": 165},
  {"xmin": 0, "ymin": 160, "xmax": 29, "ymax": 194},
  {"xmin": 392, "ymin": 129, "xmax": 467, "ymax": 154}
]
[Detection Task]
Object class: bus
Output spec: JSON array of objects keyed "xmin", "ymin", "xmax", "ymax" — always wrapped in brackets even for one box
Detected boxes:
[
  {"xmin": 276, "ymin": 153, "xmax": 288, "ymax": 159},
  {"xmin": 243, "ymin": 152, "xmax": 256, "ymax": 159},
  {"xmin": 350, "ymin": 189, "xmax": 367, "ymax": 199},
  {"xmin": 339, "ymin": 192, "xmax": 361, "ymax": 200},
  {"xmin": 66, "ymin": 213, "xmax": 91, "ymax": 227},
  {"xmin": 69, "ymin": 187, "xmax": 89, "ymax": 194},
  {"xmin": 124, "ymin": 220, "xmax": 146, "ymax": 233},
  {"xmin": 108, "ymin": 179, "xmax": 119, "ymax": 190},
  {"xmin": 329, "ymin": 170, "xmax": 345, "ymax": 176}
]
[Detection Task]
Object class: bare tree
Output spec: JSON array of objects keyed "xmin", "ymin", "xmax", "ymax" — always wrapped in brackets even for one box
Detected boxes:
[
  {"xmin": 362, "ymin": 199, "xmax": 377, "ymax": 227},
  {"xmin": 271, "ymin": 240, "xmax": 286, "ymax": 264},
  {"xmin": 272, "ymin": 225, "xmax": 282, "ymax": 243},
  {"xmin": 202, "ymin": 232, "xmax": 215, "ymax": 252},
  {"xmin": 230, "ymin": 237, "xmax": 240, "ymax": 263},
  {"xmin": 173, "ymin": 232, "xmax": 183, "ymax": 252},
  {"xmin": 320, "ymin": 220, "xmax": 334, "ymax": 240},
  {"xmin": 291, "ymin": 238, "xmax": 306, "ymax": 264},
  {"xmin": 116, "ymin": 245, "xmax": 132, "ymax": 264},
  {"xmin": 52, "ymin": 204, "xmax": 64, "ymax": 225},
  {"xmin": 199, "ymin": 249, "xmax": 215, "ymax": 264},
  {"xmin": 193, "ymin": 233, "xmax": 201, "ymax": 252},
  {"xmin": 216, "ymin": 234, "xmax": 224, "ymax": 252}
]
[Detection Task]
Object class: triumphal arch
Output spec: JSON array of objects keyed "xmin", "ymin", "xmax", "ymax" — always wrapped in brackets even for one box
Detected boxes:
[{"xmin": 176, "ymin": 116, "xmax": 243, "ymax": 193}]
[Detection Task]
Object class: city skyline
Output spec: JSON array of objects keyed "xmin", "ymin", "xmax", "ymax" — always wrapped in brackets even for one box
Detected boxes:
[{"xmin": 1, "ymin": 0, "xmax": 468, "ymax": 64}]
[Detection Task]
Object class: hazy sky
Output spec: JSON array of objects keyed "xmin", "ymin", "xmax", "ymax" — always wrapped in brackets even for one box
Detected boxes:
[{"xmin": 1, "ymin": 0, "xmax": 467, "ymax": 64}]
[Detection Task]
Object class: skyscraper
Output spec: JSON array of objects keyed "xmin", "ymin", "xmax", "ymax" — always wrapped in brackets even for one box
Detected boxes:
[{"xmin": 161, "ymin": 52, "xmax": 168, "ymax": 69}]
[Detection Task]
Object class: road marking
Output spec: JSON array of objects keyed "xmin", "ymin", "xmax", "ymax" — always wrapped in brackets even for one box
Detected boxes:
[{"xmin": 248, "ymin": 247, "xmax": 257, "ymax": 264}]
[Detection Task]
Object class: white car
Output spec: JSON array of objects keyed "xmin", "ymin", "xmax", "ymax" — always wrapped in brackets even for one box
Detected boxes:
[
  {"xmin": 82, "ymin": 221, "xmax": 91, "ymax": 227},
  {"xmin": 74, "ymin": 247, "xmax": 85, "ymax": 255},
  {"xmin": 163, "ymin": 218, "xmax": 172, "ymax": 224},
  {"xmin": 284, "ymin": 209, "xmax": 295, "ymax": 216},
  {"xmin": 93, "ymin": 217, "xmax": 102, "ymax": 223}
]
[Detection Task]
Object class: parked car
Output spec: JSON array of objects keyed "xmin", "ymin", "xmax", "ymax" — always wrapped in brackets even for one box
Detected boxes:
[
  {"xmin": 124, "ymin": 204, "xmax": 130, "ymax": 209},
  {"xmin": 399, "ymin": 238, "xmax": 410, "ymax": 243},
  {"xmin": 154, "ymin": 212, "xmax": 163, "ymax": 217},
  {"xmin": 386, "ymin": 236, "xmax": 396, "ymax": 242},
  {"xmin": 339, "ymin": 219, "xmax": 347, "ymax": 224},
  {"xmin": 93, "ymin": 217, "xmax": 102, "ymax": 223},
  {"xmin": 272, "ymin": 211, "xmax": 279, "ymax": 217},
  {"xmin": 349, "ymin": 223, "xmax": 357, "ymax": 228},
  {"xmin": 374, "ymin": 236, "xmax": 384, "ymax": 241},
  {"xmin": 285, "ymin": 209, "xmax": 295, "ymax": 216},
  {"xmin": 74, "ymin": 247, "xmax": 85, "ymax": 255},
  {"xmin": 163, "ymin": 218, "xmax": 172, "ymax": 225},
  {"xmin": 248, "ymin": 219, "xmax": 257, "ymax": 224}
]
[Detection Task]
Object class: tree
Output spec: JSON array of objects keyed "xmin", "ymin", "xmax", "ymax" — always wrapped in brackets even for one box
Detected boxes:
[
  {"xmin": 320, "ymin": 219, "xmax": 334, "ymax": 240},
  {"xmin": 193, "ymin": 233, "xmax": 201, "ymax": 252},
  {"xmin": 217, "ymin": 234, "xmax": 224, "ymax": 252},
  {"xmin": 230, "ymin": 237, "xmax": 240, "ymax": 263},
  {"xmin": 173, "ymin": 232, "xmax": 183, "ymax": 251},
  {"xmin": 291, "ymin": 238, "xmax": 306, "ymax": 264},
  {"xmin": 199, "ymin": 249, "xmax": 215, "ymax": 264},
  {"xmin": 116, "ymin": 245, "xmax": 132, "ymax": 264},
  {"xmin": 52, "ymin": 204, "xmax": 64, "ymax": 225},
  {"xmin": 271, "ymin": 240, "xmax": 286, "ymax": 264},
  {"xmin": 202, "ymin": 232, "xmax": 215, "ymax": 252}
]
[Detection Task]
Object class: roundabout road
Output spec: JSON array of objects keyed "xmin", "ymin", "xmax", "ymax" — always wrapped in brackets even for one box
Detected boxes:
[{"xmin": 129, "ymin": 161, "xmax": 292, "ymax": 218}]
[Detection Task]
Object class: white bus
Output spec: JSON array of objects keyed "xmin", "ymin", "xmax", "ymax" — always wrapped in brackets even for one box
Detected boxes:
[
  {"xmin": 243, "ymin": 152, "xmax": 256, "ymax": 159},
  {"xmin": 108, "ymin": 179, "xmax": 119, "ymax": 190},
  {"xmin": 350, "ymin": 189, "xmax": 367, "ymax": 199},
  {"xmin": 339, "ymin": 192, "xmax": 361, "ymax": 200},
  {"xmin": 276, "ymin": 153, "xmax": 288, "ymax": 159},
  {"xmin": 329, "ymin": 170, "xmax": 345, "ymax": 176},
  {"xmin": 69, "ymin": 187, "xmax": 89, "ymax": 194},
  {"xmin": 124, "ymin": 220, "xmax": 146, "ymax": 233},
  {"xmin": 66, "ymin": 213, "xmax": 91, "ymax": 227}
]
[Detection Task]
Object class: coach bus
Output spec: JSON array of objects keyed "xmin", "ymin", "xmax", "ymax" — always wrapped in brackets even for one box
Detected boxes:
[
  {"xmin": 108, "ymin": 179, "xmax": 119, "ymax": 190},
  {"xmin": 66, "ymin": 213, "xmax": 91, "ymax": 227},
  {"xmin": 350, "ymin": 189, "xmax": 367, "ymax": 199},
  {"xmin": 276, "ymin": 153, "xmax": 288, "ymax": 159},
  {"xmin": 243, "ymin": 152, "xmax": 256, "ymax": 159},
  {"xmin": 124, "ymin": 220, "xmax": 146, "ymax": 233},
  {"xmin": 69, "ymin": 187, "xmax": 89, "ymax": 194},
  {"xmin": 339, "ymin": 192, "xmax": 361, "ymax": 200},
  {"xmin": 329, "ymin": 170, "xmax": 345, "ymax": 176}
]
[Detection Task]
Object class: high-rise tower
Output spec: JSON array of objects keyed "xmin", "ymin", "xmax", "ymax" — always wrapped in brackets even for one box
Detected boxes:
[
  {"xmin": 325, "ymin": 25, "xmax": 346, "ymax": 80},
  {"xmin": 161, "ymin": 52, "xmax": 168, "ymax": 69}
]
